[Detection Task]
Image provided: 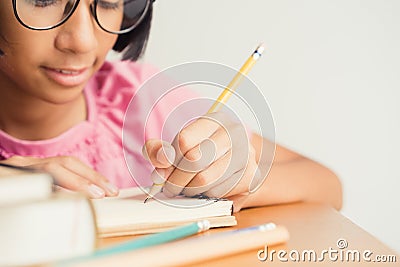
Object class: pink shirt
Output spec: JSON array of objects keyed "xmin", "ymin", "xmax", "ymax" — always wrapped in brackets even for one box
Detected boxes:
[{"xmin": 0, "ymin": 61, "xmax": 202, "ymax": 188}]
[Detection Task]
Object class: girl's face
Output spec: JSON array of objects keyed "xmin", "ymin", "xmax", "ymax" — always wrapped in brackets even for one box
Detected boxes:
[{"xmin": 0, "ymin": 1, "xmax": 118, "ymax": 104}]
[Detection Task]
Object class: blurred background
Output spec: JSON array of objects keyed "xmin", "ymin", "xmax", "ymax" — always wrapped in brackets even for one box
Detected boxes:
[{"xmin": 139, "ymin": 0, "xmax": 399, "ymax": 252}]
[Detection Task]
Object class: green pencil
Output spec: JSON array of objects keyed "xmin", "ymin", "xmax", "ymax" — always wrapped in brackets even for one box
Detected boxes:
[
  {"xmin": 59, "ymin": 220, "xmax": 210, "ymax": 266},
  {"xmin": 93, "ymin": 220, "xmax": 210, "ymax": 257}
]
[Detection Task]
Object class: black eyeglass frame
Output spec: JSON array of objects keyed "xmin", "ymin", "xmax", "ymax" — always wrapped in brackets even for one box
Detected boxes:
[{"xmin": 12, "ymin": 0, "xmax": 154, "ymax": 34}]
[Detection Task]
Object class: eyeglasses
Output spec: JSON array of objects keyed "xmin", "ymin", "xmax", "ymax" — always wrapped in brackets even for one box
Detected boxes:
[{"xmin": 12, "ymin": 0, "xmax": 153, "ymax": 34}]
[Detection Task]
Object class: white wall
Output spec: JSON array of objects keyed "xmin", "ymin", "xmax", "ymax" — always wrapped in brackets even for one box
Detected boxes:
[{"xmin": 142, "ymin": 0, "xmax": 400, "ymax": 252}]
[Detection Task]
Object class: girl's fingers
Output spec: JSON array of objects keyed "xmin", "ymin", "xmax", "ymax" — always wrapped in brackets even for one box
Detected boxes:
[
  {"xmin": 56, "ymin": 156, "xmax": 119, "ymax": 196},
  {"xmin": 165, "ymin": 131, "xmax": 231, "ymax": 195},
  {"xmin": 204, "ymin": 162, "xmax": 254, "ymax": 198},
  {"xmin": 181, "ymin": 150, "xmax": 239, "ymax": 197},
  {"xmin": 32, "ymin": 162, "xmax": 106, "ymax": 199},
  {"xmin": 170, "ymin": 112, "xmax": 234, "ymax": 167},
  {"xmin": 1, "ymin": 155, "xmax": 42, "ymax": 166},
  {"xmin": 178, "ymin": 154, "xmax": 258, "ymax": 200},
  {"xmin": 4, "ymin": 155, "xmax": 119, "ymax": 197},
  {"xmin": 142, "ymin": 139, "xmax": 176, "ymax": 168},
  {"xmin": 165, "ymin": 129, "xmax": 231, "ymax": 196},
  {"xmin": 173, "ymin": 112, "xmax": 232, "ymax": 153},
  {"xmin": 201, "ymin": 148, "xmax": 259, "ymax": 199},
  {"xmin": 143, "ymin": 112, "xmax": 255, "ymax": 201},
  {"xmin": 165, "ymin": 122, "xmax": 249, "ymax": 196}
]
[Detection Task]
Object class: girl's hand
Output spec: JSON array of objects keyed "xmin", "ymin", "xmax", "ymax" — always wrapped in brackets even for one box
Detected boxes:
[
  {"xmin": 143, "ymin": 112, "xmax": 262, "ymax": 212},
  {"xmin": 0, "ymin": 155, "xmax": 119, "ymax": 199}
]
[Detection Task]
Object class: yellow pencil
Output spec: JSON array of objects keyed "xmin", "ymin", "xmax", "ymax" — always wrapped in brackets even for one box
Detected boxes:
[
  {"xmin": 207, "ymin": 43, "xmax": 265, "ymax": 113},
  {"xmin": 144, "ymin": 43, "xmax": 265, "ymax": 203}
]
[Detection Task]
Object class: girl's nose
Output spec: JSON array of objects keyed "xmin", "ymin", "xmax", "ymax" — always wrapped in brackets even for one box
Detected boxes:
[{"xmin": 54, "ymin": 2, "xmax": 98, "ymax": 54}]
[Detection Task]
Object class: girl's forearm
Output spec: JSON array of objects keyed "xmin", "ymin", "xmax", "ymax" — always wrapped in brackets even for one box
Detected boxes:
[{"xmin": 243, "ymin": 157, "xmax": 342, "ymax": 210}]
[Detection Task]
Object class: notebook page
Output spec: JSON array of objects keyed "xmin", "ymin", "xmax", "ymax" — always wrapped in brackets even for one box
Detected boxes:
[{"xmin": 92, "ymin": 187, "xmax": 233, "ymax": 233}]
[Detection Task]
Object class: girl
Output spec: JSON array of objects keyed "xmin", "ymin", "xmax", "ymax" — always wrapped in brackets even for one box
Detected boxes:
[{"xmin": 0, "ymin": 0, "xmax": 341, "ymax": 211}]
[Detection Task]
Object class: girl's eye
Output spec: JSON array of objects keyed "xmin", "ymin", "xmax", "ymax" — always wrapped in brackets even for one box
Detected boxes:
[
  {"xmin": 97, "ymin": 0, "xmax": 121, "ymax": 10},
  {"xmin": 26, "ymin": 0, "xmax": 60, "ymax": 7}
]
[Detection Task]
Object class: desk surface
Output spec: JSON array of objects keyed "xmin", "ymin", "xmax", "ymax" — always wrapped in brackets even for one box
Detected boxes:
[{"xmin": 92, "ymin": 202, "xmax": 398, "ymax": 266}]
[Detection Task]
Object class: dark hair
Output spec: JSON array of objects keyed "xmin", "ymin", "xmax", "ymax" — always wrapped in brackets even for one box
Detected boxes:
[{"xmin": 112, "ymin": 3, "xmax": 153, "ymax": 61}]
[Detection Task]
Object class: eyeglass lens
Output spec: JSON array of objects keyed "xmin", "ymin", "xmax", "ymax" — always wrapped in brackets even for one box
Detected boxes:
[{"xmin": 15, "ymin": 0, "xmax": 149, "ymax": 33}]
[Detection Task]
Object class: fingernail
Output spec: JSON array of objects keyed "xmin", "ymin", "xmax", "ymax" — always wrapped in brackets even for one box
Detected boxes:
[
  {"xmin": 156, "ymin": 145, "xmax": 175, "ymax": 165},
  {"xmin": 105, "ymin": 183, "xmax": 119, "ymax": 195},
  {"xmin": 162, "ymin": 188, "xmax": 174, "ymax": 198},
  {"xmin": 151, "ymin": 169, "xmax": 166, "ymax": 184},
  {"xmin": 88, "ymin": 184, "xmax": 105, "ymax": 198}
]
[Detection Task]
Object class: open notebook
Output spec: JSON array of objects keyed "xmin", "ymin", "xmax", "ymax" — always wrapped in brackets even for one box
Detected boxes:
[{"xmin": 91, "ymin": 187, "xmax": 237, "ymax": 238}]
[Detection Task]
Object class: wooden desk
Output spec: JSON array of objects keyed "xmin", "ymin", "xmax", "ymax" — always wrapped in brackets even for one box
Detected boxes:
[{"xmin": 88, "ymin": 203, "xmax": 398, "ymax": 266}]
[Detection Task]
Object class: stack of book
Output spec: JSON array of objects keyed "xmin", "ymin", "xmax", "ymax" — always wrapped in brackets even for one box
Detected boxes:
[
  {"xmin": 0, "ymin": 164, "xmax": 96, "ymax": 266},
  {"xmin": 0, "ymin": 163, "xmax": 236, "ymax": 266}
]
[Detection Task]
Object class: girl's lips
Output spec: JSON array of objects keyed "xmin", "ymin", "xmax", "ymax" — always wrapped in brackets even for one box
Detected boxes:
[{"xmin": 41, "ymin": 66, "xmax": 91, "ymax": 87}]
